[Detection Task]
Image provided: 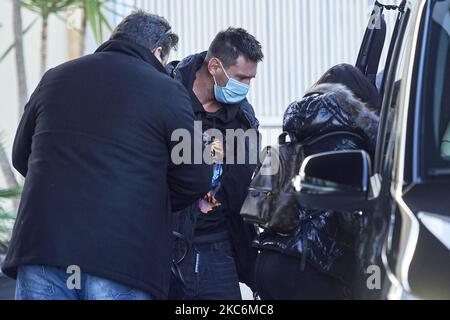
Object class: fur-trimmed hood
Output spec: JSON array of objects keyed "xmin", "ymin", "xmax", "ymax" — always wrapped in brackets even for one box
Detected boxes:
[
  {"xmin": 305, "ymin": 83, "xmax": 379, "ymax": 142},
  {"xmin": 283, "ymin": 82, "xmax": 380, "ymax": 153}
]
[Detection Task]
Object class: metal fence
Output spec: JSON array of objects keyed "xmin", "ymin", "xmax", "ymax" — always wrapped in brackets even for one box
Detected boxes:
[{"xmin": 111, "ymin": 0, "xmax": 399, "ymax": 145}]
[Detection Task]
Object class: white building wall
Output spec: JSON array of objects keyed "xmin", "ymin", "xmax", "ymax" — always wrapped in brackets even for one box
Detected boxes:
[{"xmin": 111, "ymin": 0, "xmax": 399, "ymax": 146}]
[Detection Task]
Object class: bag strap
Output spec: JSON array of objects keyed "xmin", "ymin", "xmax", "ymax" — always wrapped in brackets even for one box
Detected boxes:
[
  {"xmin": 303, "ymin": 91, "xmax": 323, "ymax": 98},
  {"xmin": 277, "ymin": 130, "xmax": 367, "ymax": 149},
  {"xmin": 301, "ymin": 131, "xmax": 368, "ymax": 150},
  {"xmin": 278, "ymin": 132, "xmax": 290, "ymax": 145}
]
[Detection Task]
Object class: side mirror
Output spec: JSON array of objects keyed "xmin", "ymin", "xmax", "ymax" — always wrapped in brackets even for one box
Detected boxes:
[{"xmin": 292, "ymin": 150, "xmax": 372, "ymax": 212}]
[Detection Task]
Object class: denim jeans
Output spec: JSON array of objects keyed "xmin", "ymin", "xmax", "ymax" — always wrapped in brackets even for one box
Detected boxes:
[
  {"xmin": 169, "ymin": 239, "xmax": 242, "ymax": 300},
  {"xmin": 15, "ymin": 265, "xmax": 153, "ymax": 300}
]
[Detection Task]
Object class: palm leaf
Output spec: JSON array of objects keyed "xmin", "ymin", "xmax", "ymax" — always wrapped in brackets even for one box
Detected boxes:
[
  {"xmin": 0, "ymin": 193, "xmax": 19, "ymax": 241},
  {"xmin": 76, "ymin": 0, "xmax": 116, "ymax": 43},
  {"xmin": 85, "ymin": 0, "xmax": 100, "ymax": 42},
  {"xmin": 0, "ymin": 18, "xmax": 38, "ymax": 64},
  {"xmin": 0, "ymin": 188, "xmax": 21, "ymax": 199},
  {"xmin": 0, "ymin": 210, "xmax": 17, "ymax": 240},
  {"xmin": 85, "ymin": 0, "xmax": 113, "ymax": 43},
  {"xmin": 0, "ymin": 212, "xmax": 16, "ymax": 222}
]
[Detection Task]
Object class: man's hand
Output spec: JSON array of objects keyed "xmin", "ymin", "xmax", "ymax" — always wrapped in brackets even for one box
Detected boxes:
[
  {"xmin": 199, "ymin": 190, "xmax": 222, "ymax": 214},
  {"xmin": 211, "ymin": 139, "xmax": 224, "ymax": 164}
]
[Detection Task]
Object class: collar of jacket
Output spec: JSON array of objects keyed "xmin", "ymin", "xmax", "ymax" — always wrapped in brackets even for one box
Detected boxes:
[
  {"xmin": 95, "ymin": 37, "xmax": 168, "ymax": 75},
  {"xmin": 173, "ymin": 52, "xmax": 259, "ymax": 129}
]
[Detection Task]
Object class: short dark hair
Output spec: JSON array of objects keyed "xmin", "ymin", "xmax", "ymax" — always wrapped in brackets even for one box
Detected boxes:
[
  {"xmin": 110, "ymin": 10, "xmax": 179, "ymax": 60},
  {"xmin": 206, "ymin": 27, "xmax": 263, "ymax": 67}
]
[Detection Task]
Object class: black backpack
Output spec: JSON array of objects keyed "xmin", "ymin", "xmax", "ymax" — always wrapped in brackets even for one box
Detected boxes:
[{"xmin": 240, "ymin": 131, "xmax": 367, "ymax": 235}]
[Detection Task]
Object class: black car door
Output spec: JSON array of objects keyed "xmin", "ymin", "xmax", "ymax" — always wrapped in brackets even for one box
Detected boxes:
[
  {"xmin": 355, "ymin": 1, "xmax": 388, "ymax": 85},
  {"xmin": 353, "ymin": 0, "xmax": 411, "ymax": 300}
]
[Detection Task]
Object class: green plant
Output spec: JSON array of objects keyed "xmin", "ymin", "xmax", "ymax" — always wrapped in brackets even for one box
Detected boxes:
[
  {"xmin": 77, "ymin": 0, "xmax": 113, "ymax": 44},
  {"xmin": 0, "ymin": 187, "xmax": 21, "ymax": 243},
  {"xmin": 20, "ymin": 0, "xmax": 78, "ymax": 75},
  {"xmin": 0, "ymin": 138, "xmax": 21, "ymax": 244},
  {"xmin": 74, "ymin": 0, "xmax": 138, "ymax": 55},
  {"xmin": 0, "ymin": 188, "xmax": 21, "ymax": 199},
  {"xmin": 0, "ymin": 18, "xmax": 37, "ymax": 64},
  {"xmin": 1, "ymin": 0, "xmax": 134, "ymax": 69},
  {"xmin": 17, "ymin": 0, "xmax": 119, "ymax": 73}
]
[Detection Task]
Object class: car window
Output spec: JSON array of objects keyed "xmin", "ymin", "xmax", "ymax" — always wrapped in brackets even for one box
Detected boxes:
[
  {"xmin": 422, "ymin": 1, "xmax": 450, "ymax": 175},
  {"xmin": 375, "ymin": 8, "xmax": 411, "ymax": 175},
  {"xmin": 434, "ymin": 11, "xmax": 450, "ymax": 159}
]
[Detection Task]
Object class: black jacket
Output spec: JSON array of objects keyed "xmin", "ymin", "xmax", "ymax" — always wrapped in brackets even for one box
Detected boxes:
[
  {"xmin": 168, "ymin": 53, "xmax": 259, "ymax": 290},
  {"xmin": 254, "ymin": 83, "xmax": 379, "ymax": 287},
  {"xmin": 2, "ymin": 39, "xmax": 212, "ymax": 299}
]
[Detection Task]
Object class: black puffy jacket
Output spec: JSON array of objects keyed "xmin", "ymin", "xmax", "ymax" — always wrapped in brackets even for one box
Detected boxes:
[{"xmin": 253, "ymin": 82, "xmax": 379, "ymax": 286}]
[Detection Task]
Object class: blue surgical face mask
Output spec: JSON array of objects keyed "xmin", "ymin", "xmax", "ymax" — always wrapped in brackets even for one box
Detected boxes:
[{"xmin": 213, "ymin": 61, "xmax": 249, "ymax": 104}]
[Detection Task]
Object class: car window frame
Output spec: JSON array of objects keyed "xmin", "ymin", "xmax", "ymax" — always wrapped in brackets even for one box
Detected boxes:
[{"xmin": 374, "ymin": 7, "xmax": 412, "ymax": 178}]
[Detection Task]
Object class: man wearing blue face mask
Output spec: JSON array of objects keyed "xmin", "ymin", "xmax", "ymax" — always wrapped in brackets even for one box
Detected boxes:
[
  {"xmin": 167, "ymin": 28, "xmax": 263, "ymax": 300},
  {"xmin": 213, "ymin": 59, "xmax": 251, "ymax": 104}
]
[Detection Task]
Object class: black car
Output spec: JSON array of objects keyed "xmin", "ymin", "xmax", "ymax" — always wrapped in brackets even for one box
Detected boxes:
[{"xmin": 294, "ymin": 0, "xmax": 450, "ymax": 300}]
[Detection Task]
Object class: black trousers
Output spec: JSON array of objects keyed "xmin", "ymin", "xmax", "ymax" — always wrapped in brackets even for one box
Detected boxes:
[
  {"xmin": 169, "ymin": 238, "xmax": 242, "ymax": 300},
  {"xmin": 255, "ymin": 250, "xmax": 350, "ymax": 300}
]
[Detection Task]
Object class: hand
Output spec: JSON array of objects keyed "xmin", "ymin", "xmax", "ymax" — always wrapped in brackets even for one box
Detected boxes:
[
  {"xmin": 199, "ymin": 190, "xmax": 222, "ymax": 214},
  {"xmin": 210, "ymin": 139, "xmax": 224, "ymax": 164}
]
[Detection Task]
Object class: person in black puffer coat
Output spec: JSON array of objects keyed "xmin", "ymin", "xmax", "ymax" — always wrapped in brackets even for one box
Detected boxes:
[{"xmin": 253, "ymin": 64, "xmax": 380, "ymax": 300}]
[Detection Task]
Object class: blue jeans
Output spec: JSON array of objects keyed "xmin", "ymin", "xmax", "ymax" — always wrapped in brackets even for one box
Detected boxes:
[
  {"xmin": 170, "ymin": 239, "xmax": 242, "ymax": 300},
  {"xmin": 15, "ymin": 265, "xmax": 153, "ymax": 300}
]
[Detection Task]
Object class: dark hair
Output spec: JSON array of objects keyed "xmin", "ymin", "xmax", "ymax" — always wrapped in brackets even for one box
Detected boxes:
[
  {"xmin": 206, "ymin": 27, "xmax": 264, "ymax": 67},
  {"xmin": 316, "ymin": 64, "xmax": 380, "ymax": 109},
  {"xmin": 110, "ymin": 10, "xmax": 179, "ymax": 60}
]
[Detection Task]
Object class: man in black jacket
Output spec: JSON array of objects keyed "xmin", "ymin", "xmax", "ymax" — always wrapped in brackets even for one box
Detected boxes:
[
  {"xmin": 2, "ymin": 11, "xmax": 212, "ymax": 300},
  {"xmin": 168, "ymin": 28, "xmax": 263, "ymax": 300}
]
